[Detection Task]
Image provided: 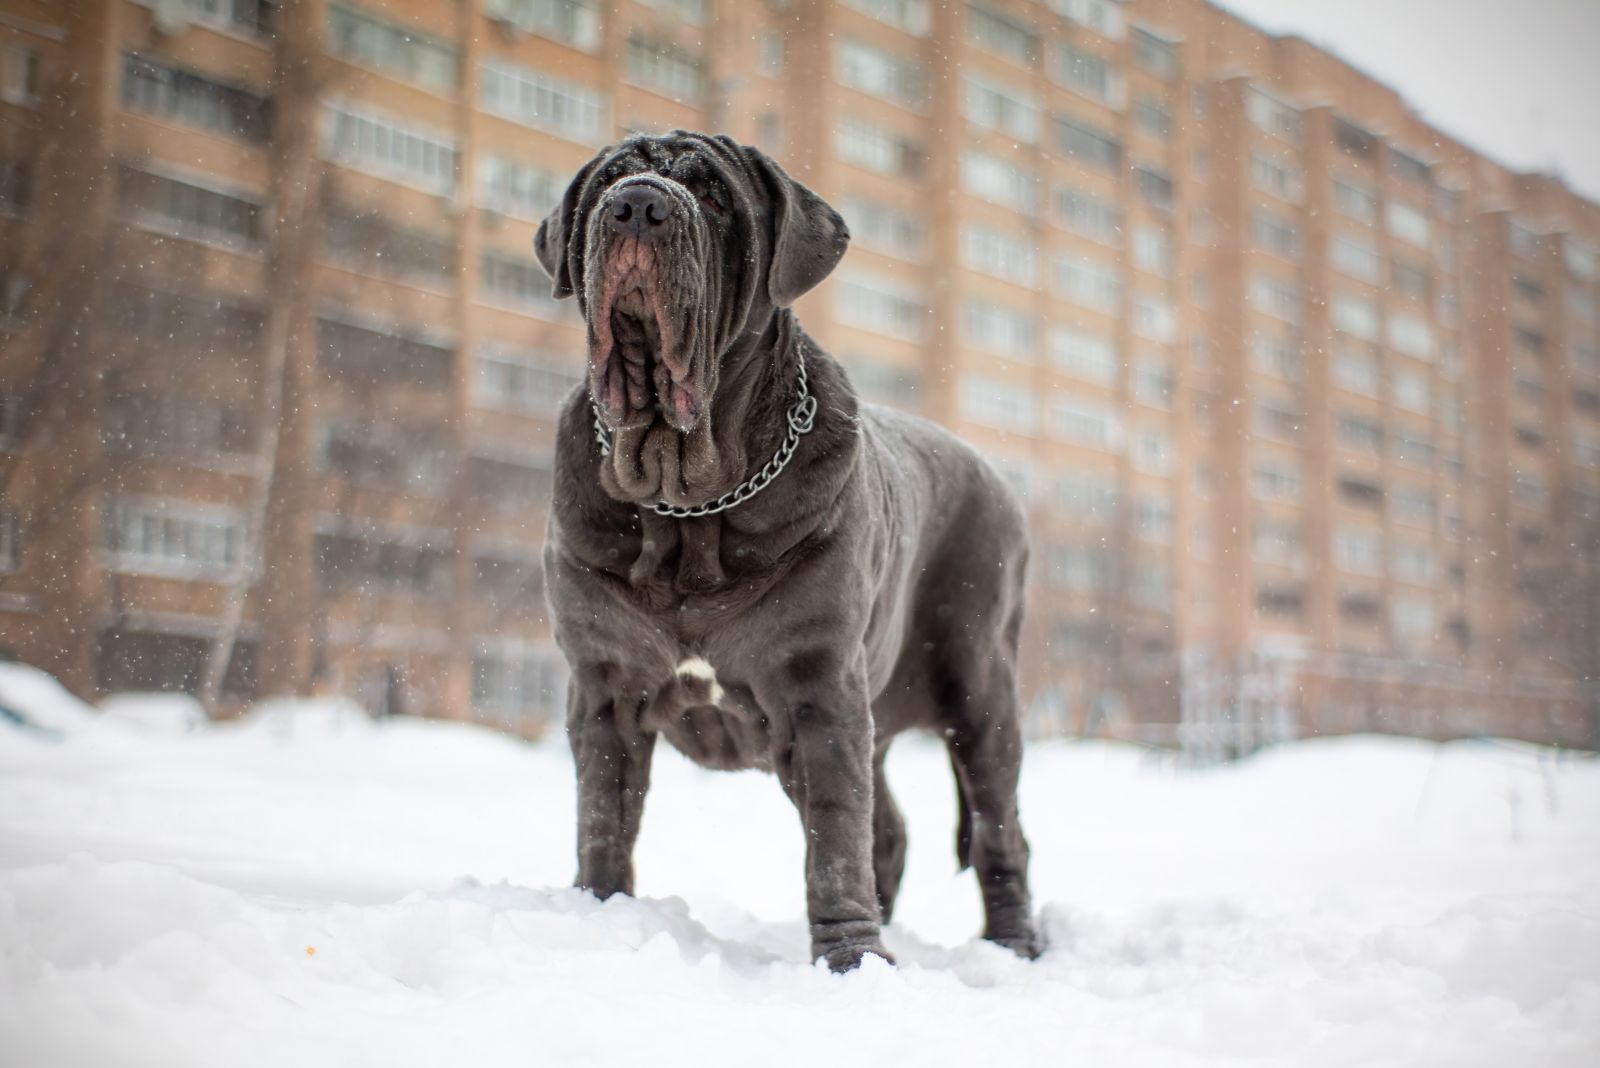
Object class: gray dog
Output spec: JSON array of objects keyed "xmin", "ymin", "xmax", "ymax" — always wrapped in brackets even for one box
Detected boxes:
[{"xmin": 534, "ymin": 131, "xmax": 1040, "ymax": 971}]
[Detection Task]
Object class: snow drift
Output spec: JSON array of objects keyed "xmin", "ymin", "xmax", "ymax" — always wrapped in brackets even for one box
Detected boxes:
[{"xmin": 0, "ymin": 662, "xmax": 1596, "ymax": 1066}]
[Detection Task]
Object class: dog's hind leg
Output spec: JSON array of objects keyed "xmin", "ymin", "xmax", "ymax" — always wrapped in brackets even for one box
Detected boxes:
[
  {"xmin": 871, "ymin": 748, "xmax": 907, "ymax": 923},
  {"xmin": 937, "ymin": 627, "xmax": 1042, "ymax": 959}
]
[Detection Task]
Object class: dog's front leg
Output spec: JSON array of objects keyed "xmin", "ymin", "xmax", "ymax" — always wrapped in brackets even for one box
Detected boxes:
[
  {"xmin": 766, "ymin": 657, "xmax": 889, "ymax": 972},
  {"xmin": 568, "ymin": 671, "xmax": 655, "ymax": 899}
]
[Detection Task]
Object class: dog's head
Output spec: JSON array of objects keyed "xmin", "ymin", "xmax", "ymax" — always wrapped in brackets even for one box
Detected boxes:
[{"xmin": 535, "ymin": 132, "xmax": 848, "ymax": 436}]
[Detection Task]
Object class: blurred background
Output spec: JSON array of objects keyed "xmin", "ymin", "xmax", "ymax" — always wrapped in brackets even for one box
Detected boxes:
[{"xmin": 0, "ymin": 0, "xmax": 1596, "ymax": 754}]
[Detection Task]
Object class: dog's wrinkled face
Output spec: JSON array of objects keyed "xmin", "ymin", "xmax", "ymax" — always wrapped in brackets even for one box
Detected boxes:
[{"xmin": 535, "ymin": 132, "xmax": 849, "ymax": 440}]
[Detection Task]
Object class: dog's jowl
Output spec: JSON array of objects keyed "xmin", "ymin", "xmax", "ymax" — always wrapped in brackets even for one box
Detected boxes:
[{"xmin": 536, "ymin": 132, "xmax": 1041, "ymax": 971}]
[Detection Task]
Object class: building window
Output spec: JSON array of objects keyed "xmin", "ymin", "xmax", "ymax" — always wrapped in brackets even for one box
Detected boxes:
[
  {"xmin": 1251, "ymin": 332, "xmax": 1303, "ymax": 381},
  {"xmin": 1134, "ymin": 165, "xmax": 1173, "ymax": 210},
  {"xmin": 758, "ymin": 32, "xmax": 785, "ymax": 76},
  {"xmin": 835, "ymin": 272, "xmax": 926, "ymax": 340},
  {"xmin": 1565, "ymin": 237, "xmax": 1599, "ymax": 281},
  {"xmin": 480, "ymin": 250, "xmax": 568, "ymax": 317},
  {"xmin": 1390, "ymin": 148, "xmax": 1431, "ymax": 185},
  {"xmin": 0, "ymin": 156, "xmax": 28, "ymax": 215},
  {"xmin": 1054, "ymin": 471, "xmax": 1118, "ymax": 520},
  {"xmin": 1388, "ymin": 261, "xmax": 1431, "ymax": 302},
  {"xmin": 1134, "ymin": 493, "xmax": 1172, "ymax": 542},
  {"xmin": 1250, "ymin": 152, "xmax": 1301, "ymax": 202},
  {"xmin": 131, "ymin": 0, "xmax": 276, "ymax": 35},
  {"xmin": 840, "ymin": 0, "xmax": 931, "ymax": 36},
  {"xmin": 475, "ymin": 345, "xmax": 581, "ymax": 417},
  {"xmin": 1394, "ymin": 431, "xmax": 1436, "ymax": 469},
  {"xmin": 835, "ymin": 117, "xmax": 924, "ymax": 177},
  {"xmin": 1049, "ymin": 544, "xmax": 1112, "ymax": 593},
  {"xmin": 1055, "ymin": 0, "xmax": 1125, "ymax": 40},
  {"xmin": 472, "ymin": 641, "xmax": 568, "ymax": 723},
  {"xmin": 473, "ymin": 546, "xmax": 544, "ymax": 613},
  {"xmin": 963, "ymin": 299, "xmax": 1036, "ymax": 356},
  {"xmin": 317, "ymin": 315, "xmax": 454, "ymax": 389},
  {"xmin": 1132, "ymin": 227, "xmax": 1172, "ymax": 275},
  {"xmin": 476, "ymin": 155, "xmax": 560, "ymax": 221},
  {"xmin": 1392, "ymin": 486, "xmax": 1434, "ymax": 523},
  {"xmin": 1249, "ymin": 271, "xmax": 1300, "ymax": 324},
  {"xmin": 1052, "ymin": 42, "xmax": 1120, "ymax": 107},
  {"xmin": 1131, "ymin": 293, "xmax": 1176, "ymax": 342},
  {"xmin": 1054, "ymin": 184, "xmax": 1119, "ymax": 244},
  {"xmin": 968, "ymin": 4, "xmax": 1038, "ymax": 65},
  {"xmin": 1337, "ymin": 412, "xmax": 1383, "ymax": 454},
  {"xmin": 1333, "ymin": 342, "xmax": 1381, "ymax": 396},
  {"xmin": 841, "ymin": 356, "xmax": 922, "ymax": 409},
  {"xmin": 327, "ymin": 5, "xmax": 458, "ymax": 91},
  {"xmin": 1056, "ymin": 115, "xmax": 1120, "ymax": 169},
  {"xmin": 1139, "ymin": 358, "xmax": 1177, "ymax": 409},
  {"xmin": 1335, "ymin": 526, "xmax": 1383, "ymax": 575},
  {"xmin": 1330, "ymin": 233, "xmax": 1382, "ymax": 282},
  {"xmin": 112, "ymin": 282, "xmax": 265, "ymax": 354},
  {"xmin": 961, "ymin": 225, "xmax": 1037, "ymax": 285},
  {"xmin": 1050, "ymin": 327, "xmax": 1117, "ymax": 385},
  {"xmin": 314, "ymin": 522, "xmax": 451, "ymax": 595},
  {"xmin": 1133, "ymin": 96, "xmax": 1170, "ymax": 139},
  {"xmin": 319, "ymin": 418, "xmax": 451, "ymax": 493},
  {"xmin": 1132, "ymin": 430, "xmax": 1173, "ymax": 474},
  {"xmin": 1387, "ymin": 314, "xmax": 1434, "ymax": 359},
  {"xmin": 836, "ymin": 38, "xmax": 925, "ymax": 108},
  {"xmin": 1253, "ymin": 399, "xmax": 1301, "ymax": 441},
  {"xmin": 1050, "ymin": 399, "xmax": 1122, "ymax": 450},
  {"xmin": 1392, "ymin": 370, "xmax": 1430, "ymax": 413},
  {"xmin": 839, "ymin": 197, "xmax": 925, "ymax": 261},
  {"xmin": 1247, "ymin": 88, "xmax": 1300, "ymax": 142},
  {"xmin": 470, "ymin": 447, "xmax": 555, "ymax": 513},
  {"xmin": 103, "ymin": 389, "xmax": 253, "ymax": 463},
  {"xmin": 959, "ymin": 375, "xmax": 1039, "ymax": 434},
  {"xmin": 962, "ymin": 152, "xmax": 1038, "ymax": 215},
  {"xmin": 1392, "ymin": 542, "xmax": 1433, "ymax": 583},
  {"xmin": 1253, "ymin": 208, "xmax": 1299, "ymax": 259},
  {"xmin": 1252, "ymin": 519, "xmax": 1302, "ymax": 566},
  {"xmin": 322, "ymin": 101, "xmax": 458, "ymax": 194},
  {"xmin": 1332, "ymin": 176, "xmax": 1378, "ymax": 223},
  {"xmin": 116, "ymin": 165, "xmax": 265, "ymax": 247},
  {"xmin": 483, "ymin": 0, "xmax": 602, "ymax": 52},
  {"xmin": 1332, "ymin": 293, "xmax": 1380, "ymax": 341},
  {"xmin": 963, "ymin": 75, "xmax": 1040, "ymax": 143},
  {"xmin": 121, "ymin": 54, "xmax": 268, "ymax": 141},
  {"xmin": 481, "ymin": 60, "xmax": 605, "ymax": 143},
  {"xmin": 105, "ymin": 497, "xmax": 247, "ymax": 579},
  {"xmin": 626, "ymin": 36, "xmax": 704, "ymax": 102},
  {"xmin": 1130, "ymin": 26, "xmax": 1177, "ymax": 79},
  {"xmin": 1, "ymin": 42, "xmax": 42, "ymax": 106},
  {"xmin": 1054, "ymin": 256, "xmax": 1121, "ymax": 314},
  {"xmin": 1252, "ymin": 460, "xmax": 1302, "ymax": 501},
  {"xmin": 1387, "ymin": 202, "xmax": 1430, "ymax": 248},
  {"xmin": 323, "ymin": 202, "xmax": 456, "ymax": 285}
]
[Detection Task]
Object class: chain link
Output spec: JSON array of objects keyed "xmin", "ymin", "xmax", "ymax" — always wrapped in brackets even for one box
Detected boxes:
[{"xmin": 591, "ymin": 345, "xmax": 817, "ymax": 518}]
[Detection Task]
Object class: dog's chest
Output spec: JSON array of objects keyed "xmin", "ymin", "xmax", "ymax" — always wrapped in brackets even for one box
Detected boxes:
[{"xmin": 638, "ymin": 656, "xmax": 772, "ymax": 771}]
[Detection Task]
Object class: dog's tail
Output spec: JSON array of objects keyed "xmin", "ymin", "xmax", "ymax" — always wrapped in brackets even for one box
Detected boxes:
[{"xmin": 951, "ymin": 751, "xmax": 973, "ymax": 871}]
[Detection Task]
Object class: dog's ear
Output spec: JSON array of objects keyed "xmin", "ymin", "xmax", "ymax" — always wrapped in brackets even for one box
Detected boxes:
[
  {"xmin": 743, "ymin": 146, "xmax": 850, "ymax": 308},
  {"xmin": 534, "ymin": 152, "xmax": 607, "ymax": 300}
]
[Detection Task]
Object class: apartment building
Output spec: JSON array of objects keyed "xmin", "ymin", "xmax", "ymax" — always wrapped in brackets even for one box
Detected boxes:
[{"xmin": 1, "ymin": 0, "xmax": 1595, "ymax": 745}]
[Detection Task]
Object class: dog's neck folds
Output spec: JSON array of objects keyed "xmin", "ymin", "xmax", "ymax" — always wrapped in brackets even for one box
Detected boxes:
[{"xmin": 595, "ymin": 310, "xmax": 814, "ymax": 516}]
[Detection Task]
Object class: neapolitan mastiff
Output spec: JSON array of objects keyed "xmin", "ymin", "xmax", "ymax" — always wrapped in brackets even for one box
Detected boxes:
[{"xmin": 535, "ymin": 131, "xmax": 1040, "ymax": 971}]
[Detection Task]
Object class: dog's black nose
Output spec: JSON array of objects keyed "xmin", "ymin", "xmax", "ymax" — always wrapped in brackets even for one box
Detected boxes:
[{"xmin": 607, "ymin": 184, "xmax": 672, "ymax": 239}]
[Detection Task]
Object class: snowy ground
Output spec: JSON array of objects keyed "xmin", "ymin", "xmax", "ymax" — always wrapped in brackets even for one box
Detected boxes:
[{"xmin": 1, "ymin": 664, "xmax": 1597, "ymax": 1067}]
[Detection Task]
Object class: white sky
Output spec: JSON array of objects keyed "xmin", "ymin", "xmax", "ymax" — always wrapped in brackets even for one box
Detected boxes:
[{"xmin": 1209, "ymin": 0, "xmax": 1600, "ymax": 202}]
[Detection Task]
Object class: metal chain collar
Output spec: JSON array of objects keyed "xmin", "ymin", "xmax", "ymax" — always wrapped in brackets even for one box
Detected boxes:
[{"xmin": 591, "ymin": 346, "xmax": 819, "ymax": 519}]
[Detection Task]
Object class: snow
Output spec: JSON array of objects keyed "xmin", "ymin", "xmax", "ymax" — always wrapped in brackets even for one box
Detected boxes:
[{"xmin": 0, "ymin": 662, "xmax": 1597, "ymax": 1067}]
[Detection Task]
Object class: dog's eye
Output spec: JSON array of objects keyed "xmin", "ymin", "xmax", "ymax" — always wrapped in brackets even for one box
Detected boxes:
[{"xmin": 697, "ymin": 188, "xmax": 724, "ymax": 216}]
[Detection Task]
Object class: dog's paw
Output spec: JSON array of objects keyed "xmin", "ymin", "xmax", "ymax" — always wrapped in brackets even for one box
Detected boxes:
[
  {"xmin": 984, "ymin": 912, "xmax": 1045, "ymax": 960},
  {"xmin": 817, "ymin": 940, "xmax": 896, "ymax": 974}
]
